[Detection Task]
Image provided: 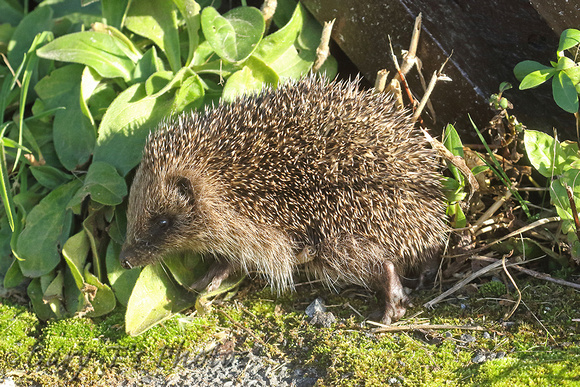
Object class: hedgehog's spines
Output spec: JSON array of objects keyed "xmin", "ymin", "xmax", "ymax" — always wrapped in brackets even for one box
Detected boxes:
[{"xmin": 124, "ymin": 75, "xmax": 447, "ymax": 299}]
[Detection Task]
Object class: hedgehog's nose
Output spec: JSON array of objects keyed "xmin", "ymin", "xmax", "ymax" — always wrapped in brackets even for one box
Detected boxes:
[{"xmin": 119, "ymin": 248, "xmax": 134, "ymax": 270}]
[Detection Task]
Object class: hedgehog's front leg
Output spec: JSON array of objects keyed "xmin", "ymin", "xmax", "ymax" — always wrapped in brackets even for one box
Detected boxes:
[{"xmin": 374, "ymin": 261, "xmax": 409, "ymax": 324}]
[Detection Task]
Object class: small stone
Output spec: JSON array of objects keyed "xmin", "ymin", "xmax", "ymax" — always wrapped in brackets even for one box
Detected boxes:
[
  {"xmin": 472, "ymin": 351, "xmax": 487, "ymax": 363},
  {"xmin": 305, "ymin": 297, "xmax": 326, "ymax": 317},
  {"xmin": 460, "ymin": 333, "xmax": 476, "ymax": 343},
  {"xmin": 309, "ymin": 311, "xmax": 336, "ymax": 327},
  {"xmin": 483, "ymin": 332, "xmax": 491, "ymax": 339}
]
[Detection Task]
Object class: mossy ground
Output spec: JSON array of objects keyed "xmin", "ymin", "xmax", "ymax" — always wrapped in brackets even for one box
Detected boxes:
[{"xmin": 1, "ymin": 276, "xmax": 579, "ymax": 386}]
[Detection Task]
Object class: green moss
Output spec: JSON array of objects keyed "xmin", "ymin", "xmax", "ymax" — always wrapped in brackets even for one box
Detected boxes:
[
  {"xmin": 479, "ymin": 281, "xmax": 507, "ymax": 297},
  {"xmin": 1, "ymin": 278, "xmax": 579, "ymax": 386}
]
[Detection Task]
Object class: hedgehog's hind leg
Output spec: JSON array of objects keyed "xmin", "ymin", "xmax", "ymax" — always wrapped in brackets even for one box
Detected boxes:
[
  {"xmin": 372, "ymin": 261, "xmax": 409, "ymax": 325},
  {"xmin": 188, "ymin": 258, "xmax": 232, "ymax": 293}
]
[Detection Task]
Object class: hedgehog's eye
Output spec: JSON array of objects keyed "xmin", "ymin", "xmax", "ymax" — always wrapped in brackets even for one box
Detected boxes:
[{"xmin": 152, "ymin": 216, "xmax": 172, "ymax": 233}]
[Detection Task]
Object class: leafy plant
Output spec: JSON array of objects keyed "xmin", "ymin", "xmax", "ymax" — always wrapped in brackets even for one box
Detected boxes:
[
  {"xmin": 442, "ymin": 123, "xmax": 487, "ymax": 228},
  {"xmin": 0, "ymin": 0, "xmax": 336, "ymax": 334},
  {"xmin": 514, "ymin": 28, "xmax": 580, "ymax": 113},
  {"xmin": 524, "ymin": 129, "xmax": 580, "ymax": 260}
]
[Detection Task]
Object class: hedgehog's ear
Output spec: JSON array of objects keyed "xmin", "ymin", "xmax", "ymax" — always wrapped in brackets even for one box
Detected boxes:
[{"xmin": 169, "ymin": 174, "xmax": 196, "ymax": 204}]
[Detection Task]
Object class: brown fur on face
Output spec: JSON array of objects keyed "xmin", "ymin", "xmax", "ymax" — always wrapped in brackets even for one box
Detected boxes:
[{"xmin": 120, "ymin": 75, "xmax": 447, "ymax": 323}]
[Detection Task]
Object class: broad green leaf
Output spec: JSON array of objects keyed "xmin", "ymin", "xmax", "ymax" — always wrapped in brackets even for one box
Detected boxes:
[
  {"xmin": 555, "ymin": 56, "xmax": 576, "ymax": 71},
  {"xmin": 550, "ymin": 169, "xmax": 580, "ymax": 223},
  {"xmin": 107, "ymin": 205, "xmax": 127, "ymax": 246},
  {"xmin": 164, "ymin": 252, "xmax": 210, "ymax": 288},
  {"xmin": 91, "ymin": 23, "xmax": 142, "ymax": 63},
  {"xmin": 558, "ymin": 28, "xmax": 580, "ymax": 52},
  {"xmin": 524, "ymin": 129, "xmax": 566, "ymax": 177},
  {"xmin": 16, "ymin": 180, "xmax": 82, "ymax": 278},
  {"xmin": 446, "ymin": 202, "xmax": 466, "ymax": 228},
  {"xmin": 172, "ymin": 73, "xmax": 205, "ymax": 112},
  {"xmin": 125, "ymin": 0, "xmax": 181, "ymax": 72},
  {"xmin": 80, "ymin": 66, "xmax": 102, "ymax": 127},
  {"xmin": 514, "ymin": 60, "xmax": 552, "ymax": 82},
  {"xmin": 254, "ymin": 2, "xmax": 302, "ymax": 64},
  {"xmin": 3, "ymin": 258, "xmax": 24, "ymax": 288},
  {"xmin": 7, "ymin": 5, "xmax": 52, "ymax": 69},
  {"xmin": 132, "ymin": 46, "xmax": 165, "ymax": 83},
  {"xmin": 84, "ymin": 266, "xmax": 116, "ymax": 317},
  {"xmin": 69, "ymin": 161, "xmax": 127, "ymax": 207},
  {"xmin": 222, "ymin": 56, "xmax": 278, "ymax": 102},
  {"xmin": 29, "ymin": 165, "xmax": 73, "ymax": 189},
  {"xmin": 27, "ymin": 277, "xmax": 57, "ymax": 320},
  {"xmin": 519, "ymin": 67, "xmax": 557, "ymax": 89},
  {"xmin": 106, "ymin": 240, "xmax": 140, "ymax": 306},
  {"xmin": 93, "ymin": 81, "xmax": 176, "ymax": 176},
  {"xmin": 62, "ymin": 230, "xmax": 90, "ymax": 290},
  {"xmin": 37, "ymin": 31, "xmax": 136, "ymax": 81},
  {"xmin": 552, "ymin": 71, "xmax": 579, "ymax": 113},
  {"xmin": 35, "ymin": 64, "xmax": 95, "ymax": 170},
  {"xmin": 145, "ymin": 71, "xmax": 174, "ymax": 95},
  {"xmin": 201, "ymin": 6, "xmax": 265, "ymax": 63},
  {"xmin": 565, "ymin": 66, "xmax": 580, "ymax": 85},
  {"xmin": 125, "ymin": 263, "xmax": 196, "ymax": 336},
  {"xmin": 172, "ymin": 0, "xmax": 201, "ymax": 66},
  {"xmin": 102, "ymin": 0, "xmax": 130, "ymax": 30},
  {"xmin": 43, "ymin": 270, "xmax": 65, "ymax": 318},
  {"xmin": 0, "ymin": 1, "xmax": 23, "ymax": 25}
]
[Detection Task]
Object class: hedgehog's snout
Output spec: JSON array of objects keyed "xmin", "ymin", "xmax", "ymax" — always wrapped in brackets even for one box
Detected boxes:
[{"xmin": 119, "ymin": 244, "xmax": 136, "ymax": 269}]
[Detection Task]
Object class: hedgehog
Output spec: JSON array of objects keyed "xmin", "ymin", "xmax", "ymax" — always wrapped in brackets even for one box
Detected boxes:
[{"xmin": 119, "ymin": 75, "xmax": 447, "ymax": 324}]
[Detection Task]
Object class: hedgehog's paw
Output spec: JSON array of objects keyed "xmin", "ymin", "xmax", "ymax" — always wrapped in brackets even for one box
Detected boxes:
[
  {"xmin": 188, "ymin": 260, "xmax": 232, "ymax": 293},
  {"xmin": 373, "ymin": 261, "xmax": 409, "ymax": 325}
]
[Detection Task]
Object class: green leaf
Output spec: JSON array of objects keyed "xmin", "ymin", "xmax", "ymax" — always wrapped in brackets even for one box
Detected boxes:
[
  {"xmin": 37, "ymin": 31, "xmax": 136, "ymax": 81},
  {"xmin": 514, "ymin": 60, "xmax": 551, "ymax": 82},
  {"xmin": 4, "ymin": 258, "xmax": 24, "ymax": 288},
  {"xmin": 29, "ymin": 165, "xmax": 73, "ymax": 189},
  {"xmin": 0, "ymin": 1, "xmax": 23, "ymax": 25},
  {"xmin": 106, "ymin": 240, "xmax": 140, "ymax": 306},
  {"xmin": 550, "ymin": 169, "xmax": 580, "ymax": 223},
  {"xmin": 555, "ymin": 56, "xmax": 576, "ymax": 71},
  {"xmin": 519, "ymin": 67, "xmax": 557, "ymax": 89},
  {"xmin": 552, "ymin": 71, "xmax": 579, "ymax": 113},
  {"xmin": 132, "ymin": 46, "xmax": 165, "ymax": 83},
  {"xmin": 27, "ymin": 277, "xmax": 57, "ymax": 320},
  {"xmin": 125, "ymin": 0, "xmax": 181, "ymax": 73},
  {"xmin": 16, "ymin": 180, "xmax": 82, "ymax": 278},
  {"xmin": 222, "ymin": 56, "xmax": 278, "ymax": 102},
  {"xmin": 7, "ymin": 5, "xmax": 52, "ymax": 69},
  {"xmin": 164, "ymin": 251, "xmax": 210, "ymax": 288},
  {"xmin": 254, "ymin": 2, "xmax": 302, "ymax": 64},
  {"xmin": 442, "ymin": 124, "xmax": 464, "ymax": 184},
  {"xmin": 471, "ymin": 165, "xmax": 489, "ymax": 175},
  {"xmin": 93, "ymin": 81, "xmax": 176, "ymax": 176},
  {"xmin": 172, "ymin": 73, "xmax": 205, "ymax": 112},
  {"xmin": 84, "ymin": 266, "xmax": 116, "ymax": 318},
  {"xmin": 446, "ymin": 202, "xmax": 466, "ymax": 228},
  {"xmin": 125, "ymin": 263, "xmax": 196, "ymax": 336},
  {"xmin": 68, "ymin": 161, "xmax": 127, "ymax": 208},
  {"xmin": 61, "ymin": 230, "xmax": 90, "ymax": 290},
  {"xmin": 558, "ymin": 28, "xmax": 580, "ymax": 52},
  {"xmin": 101, "ymin": 0, "xmax": 130, "ymax": 29},
  {"xmin": 172, "ymin": 0, "xmax": 201, "ymax": 66},
  {"xmin": 201, "ymin": 6, "xmax": 265, "ymax": 63},
  {"xmin": 0, "ymin": 126, "xmax": 16, "ymax": 231},
  {"xmin": 35, "ymin": 64, "xmax": 95, "ymax": 170},
  {"xmin": 524, "ymin": 129, "xmax": 566, "ymax": 177}
]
